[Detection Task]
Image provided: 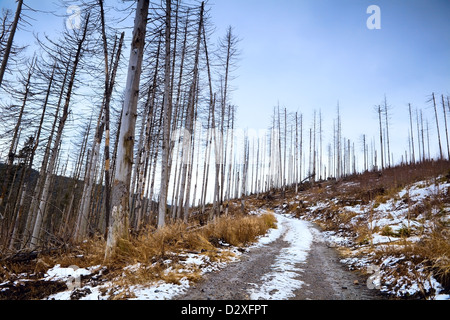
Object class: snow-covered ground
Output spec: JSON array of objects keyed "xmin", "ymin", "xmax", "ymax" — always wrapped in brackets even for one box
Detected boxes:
[
  {"xmin": 44, "ymin": 247, "xmax": 244, "ymax": 300},
  {"xmin": 248, "ymin": 214, "xmax": 313, "ymax": 299},
  {"xmin": 41, "ymin": 212, "xmax": 316, "ymax": 300},
  {"xmin": 299, "ymin": 177, "xmax": 450, "ymax": 300}
]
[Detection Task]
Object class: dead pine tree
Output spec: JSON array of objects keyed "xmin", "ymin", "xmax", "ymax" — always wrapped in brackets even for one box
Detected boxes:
[
  {"xmin": 441, "ymin": 94, "xmax": 450, "ymax": 160},
  {"xmin": 181, "ymin": 2, "xmax": 205, "ymax": 222},
  {"xmin": 408, "ymin": 103, "xmax": 415, "ymax": 164},
  {"xmin": 420, "ymin": 109, "xmax": 426, "ymax": 162},
  {"xmin": 157, "ymin": 0, "xmax": 173, "ymax": 229},
  {"xmin": 105, "ymin": 0, "xmax": 149, "ymax": 259},
  {"xmin": 377, "ymin": 104, "xmax": 385, "ymax": 170},
  {"xmin": 431, "ymin": 93, "xmax": 444, "ymax": 160},
  {"xmin": 383, "ymin": 95, "xmax": 391, "ymax": 168},
  {"xmin": 415, "ymin": 108, "xmax": 422, "ymax": 164},
  {"xmin": 0, "ymin": 0, "xmax": 23, "ymax": 87}
]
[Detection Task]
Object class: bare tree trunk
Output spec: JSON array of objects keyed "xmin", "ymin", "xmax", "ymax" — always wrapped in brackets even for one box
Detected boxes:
[
  {"xmin": 416, "ymin": 108, "xmax": 422, "ymax": 164},
  {"xmin": 200, "ymin": 103, "xmax": 212, "ymax": 214},
  {"xmin": 319, "ymin": 110, "xmax": 323, "ymax": 180},
  {"xmin": 105, "ymin": 0, "xmax": 148, "ymax": 259},
  {"xmin": 408, "ymin": 103, "xmax": 415, "ymax": 164},
  {"xmin": 426, "ymin": 120, "xmax": 431, "ymax": 160},
  {"xmin": 432, "ymin": 93, "xmax": 444, "ymax": 160},
  {"xmin": 157, "ymin": 0, "xmax": 172, "ymax": 229},
  {"xmin": 181, "ymin": 3, "xmax": 204, "ymax": 221},
  {"xmin": 0, "ymin": 0, "xmax": 22, "ymax": 87},
  {"xmin": 420, "ymin": 110, "xmax": 426, "ymax": 162},
  {"xmin": 211, "ymin": 94, "xmax": 221, "ymax": 219},
  {"xmin": 336, "ymin": 103, "xmax": 342, "ymax": 178},
  {"xmin": 377, "ymin": 104, "xmax": 384, "ymax": 170},
  {"xmin": 384, "ymin": 96, "xmax": 391, "ymax": 167},
  {"xmin": 441, "ymin": 94, "xmax": 450, "ymax": 160},
  {"xmin": 312, "ymin": 110, "xmax": 316, "ymax": 181}
]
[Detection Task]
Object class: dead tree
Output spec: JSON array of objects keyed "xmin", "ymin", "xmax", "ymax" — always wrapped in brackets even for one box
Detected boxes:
[
  {"xmin": 441, "ymin": 94, "xmax": 450, "ymax": 160},
  {"xmin": 105, "ymin": 0, "xmax": 149, "ymax": 259},
  {"xmin": 377, "ymin": 104, "xmax": 385, "ymax": 170},
  {"xmin": 0, "ymin": 0, "xmax": 23, "ymax": 87},
  {"xmin": 383, "ymin": 95, "xmax": 391, "ymax": 167},
  {"xmin": 408, "ymin": 103, "xmax": 415, "ymax": 164},
  {"xmin": 431, "ymin": 93, "xmax": 444, "ymax": 160},
  {"xmin": 157, "ymin": 0, "xmax": 173, "ymax": 229}
]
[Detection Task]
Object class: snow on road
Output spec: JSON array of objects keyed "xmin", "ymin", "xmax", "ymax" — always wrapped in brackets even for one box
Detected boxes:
[
  {"xmin": 43, "ymin": 212, "xmax": 314, "ymax": 300},
  {"xmin": 249, "ymin": 213, "xmax": 313, "ymax": 299}
]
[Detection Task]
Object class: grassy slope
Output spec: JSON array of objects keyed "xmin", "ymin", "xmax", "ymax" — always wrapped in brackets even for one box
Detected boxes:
[{"xmin": 245, "ymin": 159, "xmax": 450, "ymax": 299}]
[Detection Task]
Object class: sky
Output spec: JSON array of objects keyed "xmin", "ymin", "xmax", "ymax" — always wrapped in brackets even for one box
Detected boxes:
[
  {"xmin": 1, "ymin": 0, "xmax": 450, "ymax": 166},
  {"xmin": 208, "ymin": 0, "xmax": 450, "ymax": 163}
]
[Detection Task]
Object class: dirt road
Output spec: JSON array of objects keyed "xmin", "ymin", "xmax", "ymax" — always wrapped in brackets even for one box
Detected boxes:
[{"xmin": 175, "ymin": 213, "xmax": 385, "ymax": 300}]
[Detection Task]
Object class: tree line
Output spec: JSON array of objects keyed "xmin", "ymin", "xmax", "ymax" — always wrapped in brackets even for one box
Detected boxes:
[{"xmin": 0, "ymin": 0, "xmax": 242, "ymax": 259}]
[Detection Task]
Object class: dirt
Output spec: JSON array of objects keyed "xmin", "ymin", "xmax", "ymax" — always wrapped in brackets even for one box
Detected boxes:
[
  {"xmin": 175, "ymin": 217, "xmax": 386, "ymax": 300},
  {"xmin": 0, "ymin": 279, "xmax": 67, "ymax": 300}
]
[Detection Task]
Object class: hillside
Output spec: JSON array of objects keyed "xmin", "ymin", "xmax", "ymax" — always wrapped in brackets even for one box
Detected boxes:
[
  {"xmin": 0, "ymin": 160, "xmax": 449, "ymax": 300},
  {"xmin": 250, "ymin": 159, "xmax": 450, "ymax": 299}
]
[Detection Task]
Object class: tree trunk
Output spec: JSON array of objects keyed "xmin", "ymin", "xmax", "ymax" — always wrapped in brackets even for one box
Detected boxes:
[
  {"xmin": 441, "ymin": 94, "xmax": 450, "ymax": 160},
  {"xmin": 157, "ymin": 0, "xmax": 173, "ymax": 229},
  {"xmin": 408, "ymin": 103, "xmax": 415, "ymax": 164},
  {"xmin": 432, "ymin": 93, "xmax": 444, "ymax": 160},
  {"xmin": 105, "ymin": 0, "xmax": 148, "ymax": 259},
  {"xmin": 378, "ymin": 105, "xmax": 384, "ymax": 170},
  {"xmin": 0, "ymin": 0, "xmax": 22, "ymax": 87},
  {"xmin": 384, "ymin": 96, "xmax": 391, "ymax": 167}
]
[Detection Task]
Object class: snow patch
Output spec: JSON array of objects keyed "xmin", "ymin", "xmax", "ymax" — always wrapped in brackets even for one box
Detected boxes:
[{"xmin": 249, "ymin": 214, "xmax": 313, "ymax": 300}]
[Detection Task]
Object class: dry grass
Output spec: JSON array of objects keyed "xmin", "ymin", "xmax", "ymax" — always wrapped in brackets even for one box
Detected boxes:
[
  {"xmin": 100, "ymin": 212, "xmax": 277, "ymax": 292},
  {"xmin": 36, "ymin": 212, "xmax": 275, "ymax": 291},
  {"xmin": 201, "ymin": 213, "xmax": 276, "ymax": 247},
  {"xmin": 418, "ymin": 229, "xmax": 450, "ymax": 288},
  {"xmin": 373, "ymin": 226, "xmax": 450, "ymax": 292},
  {"xmin": 1, "ymin": 211, "xmax": 277, "ymax": 300}
]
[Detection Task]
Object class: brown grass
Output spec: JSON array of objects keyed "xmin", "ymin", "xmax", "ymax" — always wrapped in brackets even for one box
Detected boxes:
[
  {"xmin": 99, "ymin": 212, "xmax": 277, "ymax": 292},
  {"xmin": 201, "ymin": 213, "xmax": 276, "ymax": 247},
  {"xmin": 418, "ymin": 229, "xmax": 450, "ymax": 288},
  {"xmin": 53, "ymin": 212, "xmax": 275, "ymax": 289},
  {"xmin": 373, "ymin": 226, "xmax": 450, "ymax": 292},
  {"xmin": 1, "ymin": 211, "xmax": 277, "ymax": 300}
]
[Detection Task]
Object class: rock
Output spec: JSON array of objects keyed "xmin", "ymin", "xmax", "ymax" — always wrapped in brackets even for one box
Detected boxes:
[{"xmin": 354, "ymin": 280, "xmax": 359, "ymax": 285}]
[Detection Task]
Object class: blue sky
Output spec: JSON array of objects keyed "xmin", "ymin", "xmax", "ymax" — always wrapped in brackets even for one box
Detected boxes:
[
  {"xmin": 1, "ymin": 0, "xmax": 450, "ymax": 165},
  {"xmin": 209, "ymin": 0, "xmax": 450, "ymax": 162}
]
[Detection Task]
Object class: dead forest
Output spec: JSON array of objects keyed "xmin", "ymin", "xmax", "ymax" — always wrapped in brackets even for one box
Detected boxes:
[{"xmin": 0, "ymin": 0, "xmax": 449, "ymax": 261}]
